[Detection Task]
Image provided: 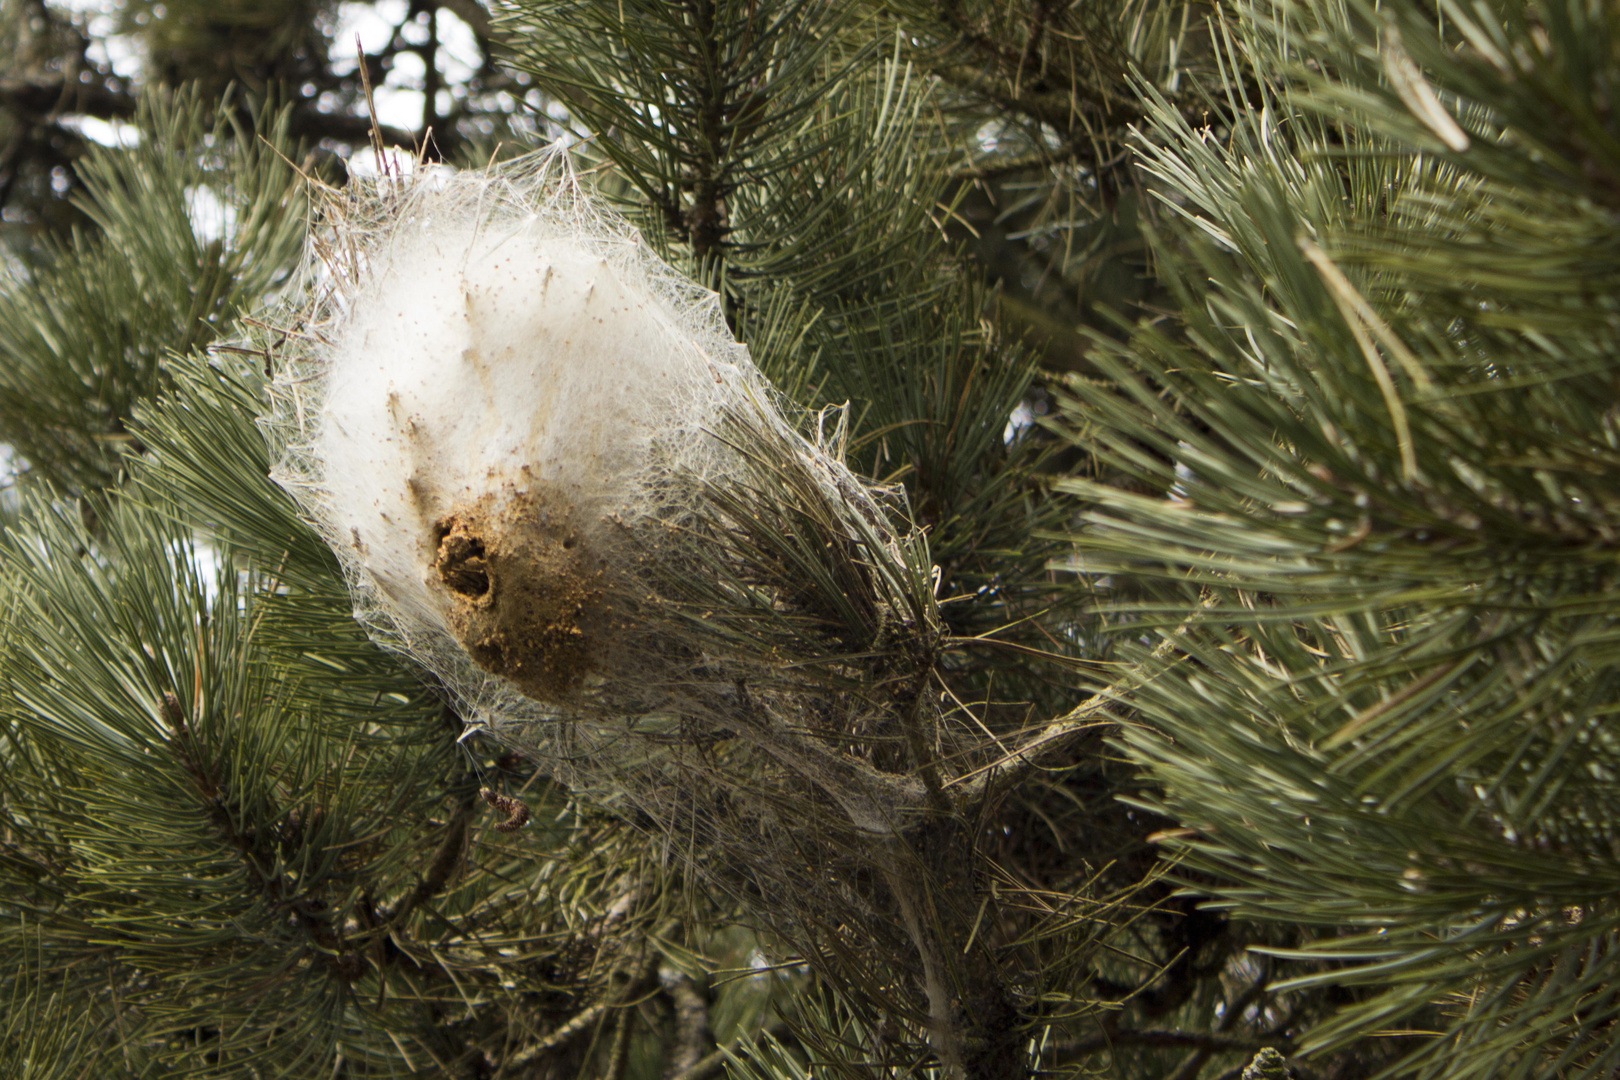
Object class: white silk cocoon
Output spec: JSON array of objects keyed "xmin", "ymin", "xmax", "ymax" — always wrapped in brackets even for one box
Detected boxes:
[
  {"xmin": 267, "ymin": 150, "xmax": 761, "ymax": 724},
  {"xmin": 320, "ymin": 229, "xmax": 734, "ymax": 626}
]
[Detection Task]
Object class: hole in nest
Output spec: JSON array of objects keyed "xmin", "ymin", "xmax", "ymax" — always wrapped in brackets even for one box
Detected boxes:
[{"xmin": 434, "ymin": 518, "xmax": 491, "ymax": 597}]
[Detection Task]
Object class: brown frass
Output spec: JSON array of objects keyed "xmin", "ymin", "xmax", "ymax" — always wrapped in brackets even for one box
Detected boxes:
[{"xmin": 431, "ymin": 487, "xmax": 605, "ymax": 700}]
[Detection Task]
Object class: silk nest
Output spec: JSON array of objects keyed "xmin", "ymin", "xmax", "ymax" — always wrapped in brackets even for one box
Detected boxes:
[{"xmin": 263, "ymin": 149, "xmax": 927, "ymax": 778}]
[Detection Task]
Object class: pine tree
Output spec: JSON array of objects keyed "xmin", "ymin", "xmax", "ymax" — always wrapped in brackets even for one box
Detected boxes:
[{"xmin": 8, "ymin": 0, "xmax": 1605, "ymax": 1078}]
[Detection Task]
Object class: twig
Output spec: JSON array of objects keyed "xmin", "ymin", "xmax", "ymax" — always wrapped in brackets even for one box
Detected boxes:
[
  {"xmin": 1054, "ymin": 1029, "xmax": 1289, "ymax": 1057},
  {"xmin": 664, "ymin": 972, "xmax": 712, "ymax": 1077},
  {"xmin": 355, "ymin": 35, "xmax": 386, "ymax": 165},
  {"xmin": 387, "ymin": 787, "xmax": 475, "ymax": 926},
  {"xmin": 506, "ymin": 1003, "xmax": 609, "ymax": 1067},
  {"xmin": 879, "ymin": 833, "xmax": 1024, "ymax": 1079},
  {"xmin": 604, "ymin": 1002, "xmax": 635, "ymax": 1080},
  {"xmin": 950, "ymin": 141, "xmax": 1122, "ymax": 182},
  {"xmin": 950, "ymin": 593, "xmax": 1218, "ymax": 801}
]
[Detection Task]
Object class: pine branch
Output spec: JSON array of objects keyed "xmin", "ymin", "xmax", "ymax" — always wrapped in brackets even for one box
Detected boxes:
[
  {"xmin": 0, "ymin": 74, "xmax": 136, "ymax": 121},
  {"xmin": 950, "ymin": 594, "xmax": 1216, "ymax": 802},
  {"xmin": 949, "ymin": 140, "xmax": 1099, "ymax": 181},
  {"xmin": 507, "ymin": 1003, "xmax": 611, "ymax": 1067},
  {"xmin": 1054, "ymin": 1029, "xmax": 1288, "ymax": 1058},
  {"xmin": 664, "ymin": 972, "xmax": 713, "ymax": 1077}
]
